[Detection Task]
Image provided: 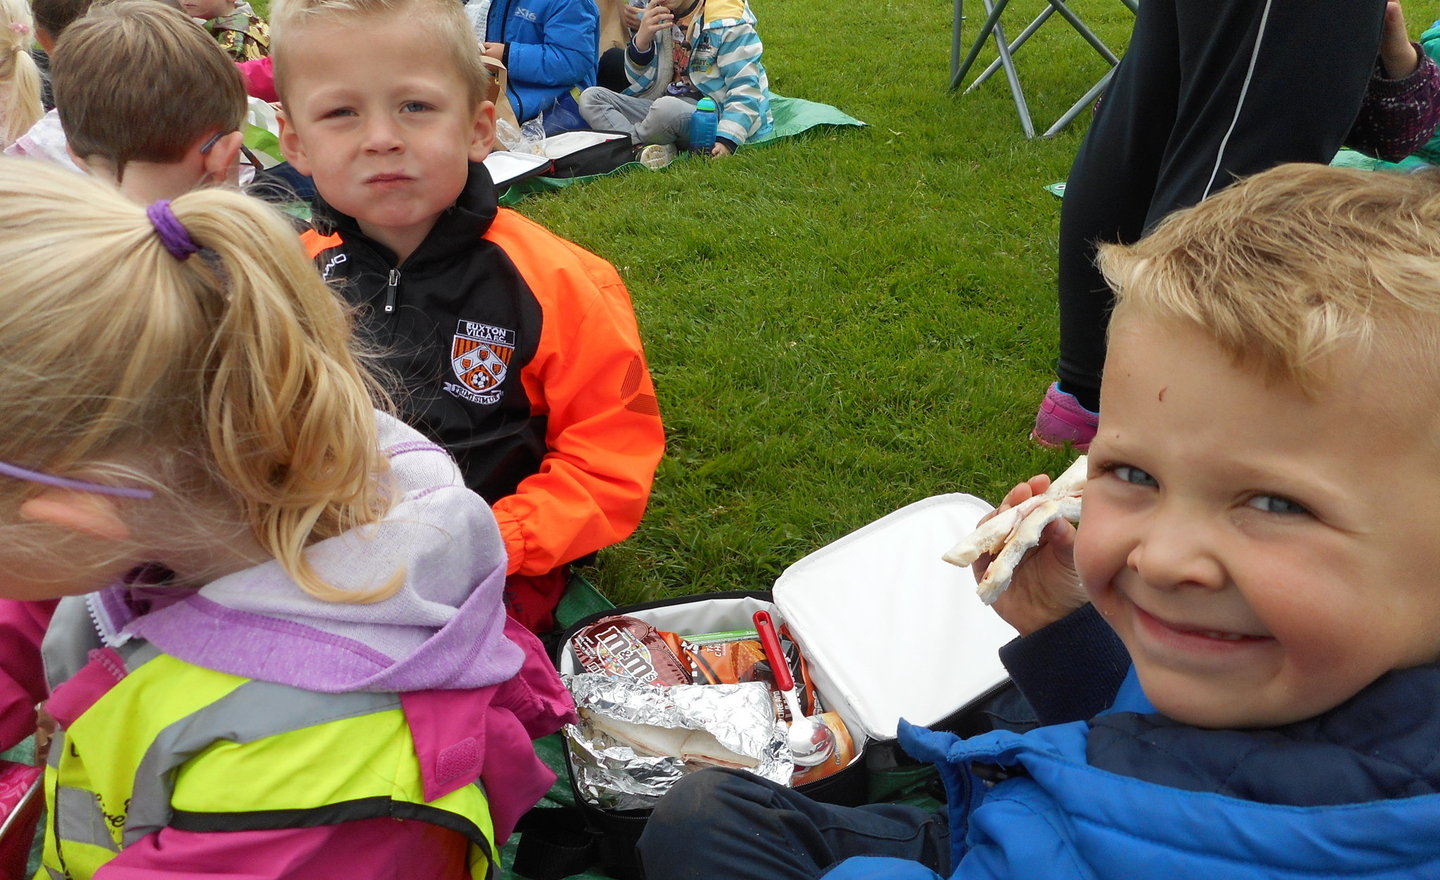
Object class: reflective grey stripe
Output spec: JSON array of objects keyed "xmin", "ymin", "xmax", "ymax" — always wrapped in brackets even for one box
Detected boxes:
[
  {"xmin": 55, "ymin": 784, "xmax": 118, "ymax": 853},
  {"xmin": 123, "ymin": 682, "xmax": 399, "ymax": 845},
  {"xmin": 46, "ymin": 866, "xmax": 65, "ymax": 880},
  {"xmin": 117, "ymin": 640, "xmax": 163, "ymax": 670},
  {"xmin": 48, "ymin": 729, "xmax": 64, "ymax": 769}
]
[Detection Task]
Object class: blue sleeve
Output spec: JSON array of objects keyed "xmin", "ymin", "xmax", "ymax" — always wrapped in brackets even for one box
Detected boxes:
[
  {"xmin": 503, "ymin": 0, "xmax": 600, "ymax": 88},
  {"xmin": 821, "ymin": 858, "xmax": 945, "ymax": 880},
  {"xmin": 707, "ymin": 18, "xmax": 767, "ymax": 145}
]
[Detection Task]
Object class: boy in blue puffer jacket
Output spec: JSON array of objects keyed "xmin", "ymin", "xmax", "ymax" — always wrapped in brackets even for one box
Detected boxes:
[{"xmin": 638, "ymin": 163, "xmax": 1440, "ymax": 879}]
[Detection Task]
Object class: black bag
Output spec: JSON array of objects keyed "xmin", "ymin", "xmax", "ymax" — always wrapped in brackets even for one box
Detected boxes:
[
  {"xmin": 515, "ymin": 494, "xmax": 1027, "ymax": 880},
  {"xmin": 543, "ymin": 130, "xmax": 635, "ymax": 178}
]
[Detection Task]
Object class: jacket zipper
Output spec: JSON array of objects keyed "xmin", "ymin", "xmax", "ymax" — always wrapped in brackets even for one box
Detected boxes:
[{"xmin": 384, "ymin": 267, "xmax": 400, "ymax": 314}]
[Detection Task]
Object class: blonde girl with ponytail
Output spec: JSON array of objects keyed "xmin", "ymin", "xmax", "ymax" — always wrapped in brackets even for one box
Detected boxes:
[
  {"xmin": 0, "ymin": 157, "xmax": 572, "ymax": 879},
  {"xmin": 0, "ymin": 0, "xmax": 40, "ymax": 148}
]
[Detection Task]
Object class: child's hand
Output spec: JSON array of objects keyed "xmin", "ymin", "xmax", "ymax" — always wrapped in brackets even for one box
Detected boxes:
[
  {"xmin": 633, "ymin": 1, "xmax": 675, "ymax": 52},
  {"xmin": 976, "ymin": 475, "xmax": 1086, "ymax": 637},
  {"xmin": 1381, "ymin": 0, "xmax": 1420, "ymax": 79},
  {"xmin": 710, "ymin": 141, "xmax": 732, "ymax": 157},
  {"xmin": 621, "ymin": 3, "xmax": 643, "ymax": 31}
]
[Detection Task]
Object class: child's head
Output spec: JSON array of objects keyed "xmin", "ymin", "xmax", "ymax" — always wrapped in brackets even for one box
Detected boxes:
[
  {"xmin": 52, "ymin": 0, "xmax": 248, "ymax": 196},
  {"xmin": 0, "ymin": 156, "xmax": 395, "ymax": 602},
  {"xmin": 272, "ymin": 0, "xmax": 495, "ymax": 262},
  {"xmin": 1081, "ymin": 163, "xmax": 1440, "ymax": 730},
  {"xmin": 28, "ymin": 0, "xmax": 88, "ymax": 48},
  {"xmin": 177, "ymin": 0, "xmax": 237, "ymax": 22},
  {"xmin": 0, "ymin": 0, "xmax": 42, "ymax": 146}
]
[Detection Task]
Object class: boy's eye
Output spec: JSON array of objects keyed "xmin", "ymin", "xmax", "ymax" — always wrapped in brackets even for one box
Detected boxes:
[
  {"xmin": 401, "ymin": 101, "xmax": 432, "ymax": 113},
  {"xmin": 1111, "ymin": 464, "xmax": 1157, "ymax": 487},
  {"xmin": 1246, "ymin": 494, "xmax": 1310, "ymax": 516},
  {"xmin": 322, "ymin": 107, "xmax": 356, "ymax": 119}
]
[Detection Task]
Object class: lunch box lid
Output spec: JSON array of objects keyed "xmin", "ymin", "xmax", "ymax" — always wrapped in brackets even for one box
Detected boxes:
[{"xmin": 773, "ymin": 493, "xmax": 1014, "ymax": 742}]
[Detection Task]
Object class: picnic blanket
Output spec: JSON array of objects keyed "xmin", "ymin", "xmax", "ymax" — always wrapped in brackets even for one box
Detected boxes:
[{"xmin": 497, "ymin": 93, "xmax": 866, "ymax": 204}]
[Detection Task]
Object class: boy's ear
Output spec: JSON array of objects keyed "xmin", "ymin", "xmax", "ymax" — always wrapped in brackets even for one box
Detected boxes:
[
  {"xmin": 19, "ymin": 489, "xmax": 132, "ymax": 543},
  {"xmin": 469, "ymin": 100, "xmax": 497, "ymax": 161},
  {"xmin": 201, "ymin": 131, "xmax": 246, "ymax": 186},
  {"xmin": 277, "ymin": 108, "xmax": 314, "ymax": 176}
]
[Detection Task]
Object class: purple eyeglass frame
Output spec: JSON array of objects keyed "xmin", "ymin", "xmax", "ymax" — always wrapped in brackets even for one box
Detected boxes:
[{"xmin": 0, "ymin": 461, "xmax": 154, "ymax": 499}]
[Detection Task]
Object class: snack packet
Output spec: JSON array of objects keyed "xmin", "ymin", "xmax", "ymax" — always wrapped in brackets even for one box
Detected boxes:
[{"xmin": 572, "ymin": 615, "xmax": 692, "ymax": 686}]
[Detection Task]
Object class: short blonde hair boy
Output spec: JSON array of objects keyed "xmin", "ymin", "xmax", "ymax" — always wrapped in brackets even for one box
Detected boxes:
[
  {"xmin": 1098, "ymin": 164, "xmax": 1440, "ymax": 394},
  {"xmin": 269, "ymin": 0, "xmax": 493, "ymax": 107},
  {"xmin": 52, "ymin": 0, "xmax": 247, "ymax": 178}
]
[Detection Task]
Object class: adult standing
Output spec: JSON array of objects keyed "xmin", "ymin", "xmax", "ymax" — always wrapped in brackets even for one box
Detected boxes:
[{"xmin": 1032, "ymin": 0, "xmax": 1423, "ymax": 447}]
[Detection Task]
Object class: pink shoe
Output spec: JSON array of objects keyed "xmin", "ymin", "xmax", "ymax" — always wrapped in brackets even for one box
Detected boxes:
[{"xmin": 1031, "ymin": 383, "xmax": 1098, "ymax": 450}]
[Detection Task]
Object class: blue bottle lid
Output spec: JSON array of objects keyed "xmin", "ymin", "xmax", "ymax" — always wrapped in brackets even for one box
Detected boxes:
[{"xmin": 695, "ymin": 97, "xmax": 717, "ymax": 112}]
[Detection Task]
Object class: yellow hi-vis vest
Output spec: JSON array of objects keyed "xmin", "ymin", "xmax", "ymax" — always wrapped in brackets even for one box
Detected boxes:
[{"xmin": 39, "ymin": 642, "xmax": 497, "ymax": 880}]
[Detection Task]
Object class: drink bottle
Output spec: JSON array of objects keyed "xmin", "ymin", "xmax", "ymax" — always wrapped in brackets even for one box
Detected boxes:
[{"xmin": 688, "ymin": 97, "xmax": 718, "ymax": 153}]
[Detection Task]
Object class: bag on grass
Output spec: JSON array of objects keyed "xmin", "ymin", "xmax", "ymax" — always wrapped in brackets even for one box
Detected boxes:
[
  {"xmin": 542, "ymin": 131, "xmax": 635, "ymax": 178},
  {"xmin": 512, "ymin": 494, "xmax": 1029, "ymax": 880}
]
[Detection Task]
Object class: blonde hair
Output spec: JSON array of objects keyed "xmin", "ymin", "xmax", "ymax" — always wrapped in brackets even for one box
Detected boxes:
[
  {"xmin": 0, "ymin": 157, "xmax": 399, "ymax": 602},
  {"xmin": 1099, "ymin": 163, "xmax": 1440, "ymax": 394},
  {"xmin": 52, "ymin": 0, "xmax": 247, "ymax": 179},
  {"xmin": 269, "ymin": 0, "xmax": 490, "ymax": 107},
  {"xmin": 0, "ymin": 0, "xmax": 41, "ymax": 148}
]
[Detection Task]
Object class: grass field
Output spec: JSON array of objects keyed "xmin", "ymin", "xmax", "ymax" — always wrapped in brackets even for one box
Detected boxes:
[{"xmin": 507, "ymin": 0, "xmax": 1139, "ymax": 604}]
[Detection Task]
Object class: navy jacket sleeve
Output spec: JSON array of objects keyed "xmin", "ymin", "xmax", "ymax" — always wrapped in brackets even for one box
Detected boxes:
[{"xmin": 997, "ymin": 604, "xmax": 1130, "ymax": 726}]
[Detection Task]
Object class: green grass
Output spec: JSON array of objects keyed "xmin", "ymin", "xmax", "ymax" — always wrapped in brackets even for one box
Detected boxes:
[{"xmin": 517, "ymin": 0, "xmax": 1136, "ymax": 605}]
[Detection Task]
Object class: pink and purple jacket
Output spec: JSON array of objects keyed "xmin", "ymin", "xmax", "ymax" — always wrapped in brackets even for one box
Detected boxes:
[{"xmin": 0, "ymin": 414, "xmax": 576, "ymax": 878}]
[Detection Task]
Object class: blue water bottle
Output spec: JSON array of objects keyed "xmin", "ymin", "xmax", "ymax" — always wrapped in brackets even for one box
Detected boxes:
[{"xmin": 688, "ymin": 97, "xmax": 718, "ymax": 154}]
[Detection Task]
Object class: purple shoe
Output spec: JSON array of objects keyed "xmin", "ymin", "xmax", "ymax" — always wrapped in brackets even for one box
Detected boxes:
[{"xmin": 1031, "ymin": 383, "xmax": 1098, "ymax": 450}]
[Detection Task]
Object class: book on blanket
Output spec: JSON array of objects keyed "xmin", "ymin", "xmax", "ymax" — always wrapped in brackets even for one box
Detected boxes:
[{"xmin": 483, "ymin": 150, "xmax": 553, "ymax": 187}]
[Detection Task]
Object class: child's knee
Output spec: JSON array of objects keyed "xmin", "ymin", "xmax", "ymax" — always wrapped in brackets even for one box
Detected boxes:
[{"xmin": 644, "ymin": 767, "xmax": 784, "ymax": 838}]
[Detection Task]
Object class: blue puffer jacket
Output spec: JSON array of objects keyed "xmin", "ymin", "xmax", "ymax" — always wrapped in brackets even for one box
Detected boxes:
[
  {"xmin": 487, "ymin": 0, "xmax": 598, "ymax": 121},
  {"xmin": 826, "ymin": 668, "xmax": 1440, "ymax": 880}
]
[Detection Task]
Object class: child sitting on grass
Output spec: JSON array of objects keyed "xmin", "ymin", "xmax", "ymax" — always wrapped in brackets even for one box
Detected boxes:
[
  {"xmin": 51, "ymin": 0, "xmax": 248, "ymax": 201},
  {"xmin": 0, "ymin": 156, "xmax": 573, "ymax": 879},
  {"xmin": 577, "ymin": 0, "xmax": 771, "ymax": 163},
  {"xmin": 638, "ymin": 162, "xmax": 1440, "ymax": 878},
  {"xmin": 182, "ymin": 0, "xmax": 270, "ymax": 61},
  {"xmin": 0, "ymin": 0, "xmax": 42, "ymax": 150},
  {"xmin": 271, "ymin": 0, "xmax": 664, "ymax": 634}
]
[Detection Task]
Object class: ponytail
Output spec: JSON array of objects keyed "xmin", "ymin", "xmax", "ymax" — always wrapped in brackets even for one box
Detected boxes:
[
  {"xmin": 167, "ymin": 191, "xmax": 400, "ymax": 601},
  {"xmin": 0, "ymin": 159, "xmax": 399, "ymax": 602},
  {"xmin": 0, "ymin": 0, "xmax": 41, "ymax": 147}
]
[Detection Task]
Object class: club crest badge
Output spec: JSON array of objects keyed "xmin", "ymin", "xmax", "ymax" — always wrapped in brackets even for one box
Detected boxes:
[{"xmin": 446, "ymin": 320, "xmax": 515, "ymax": 406}]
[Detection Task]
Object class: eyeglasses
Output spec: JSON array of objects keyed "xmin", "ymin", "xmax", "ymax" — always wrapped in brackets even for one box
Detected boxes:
[
  {"xmin": 200, "ymin": 129, "xmax": 266, "ymax": 174},
  {"xmin": 199, "ymin": 129, "xmax": 233, "ymax": 155},
  {"xmin": 0, "ymin": 460, "xmax": 155, "ymax": 499}
]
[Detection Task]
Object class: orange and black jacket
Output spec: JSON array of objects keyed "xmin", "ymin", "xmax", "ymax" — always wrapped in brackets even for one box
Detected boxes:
[{"xmin": 302, "ymin": 163, "xmax": 663, "ymax": 576}]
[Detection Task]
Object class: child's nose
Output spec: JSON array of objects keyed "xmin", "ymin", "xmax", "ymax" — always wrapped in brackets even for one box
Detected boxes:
[
  {"xmin": 1126, "ymin": 503, "xmax": 1226, "ymax": 592},
  {"xmin": 361, "ymin": 117, "xmax": 404, "ymax": 153}
]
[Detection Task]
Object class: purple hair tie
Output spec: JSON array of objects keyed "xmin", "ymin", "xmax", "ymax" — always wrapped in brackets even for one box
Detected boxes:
[{"xmin": 146, "ymin": 200, "xmax": 200, "ymax": 261}]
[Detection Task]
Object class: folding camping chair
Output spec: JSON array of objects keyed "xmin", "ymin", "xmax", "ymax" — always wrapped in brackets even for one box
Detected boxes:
[{"xmin": 950, "ymin": 0, "xmax": 1138, "ymax": 138}]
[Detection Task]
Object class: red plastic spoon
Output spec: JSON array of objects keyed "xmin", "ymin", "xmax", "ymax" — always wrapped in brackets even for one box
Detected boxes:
[{"xmin": 753, "ymin": 609, "xmax": 834, "ymax": 766}]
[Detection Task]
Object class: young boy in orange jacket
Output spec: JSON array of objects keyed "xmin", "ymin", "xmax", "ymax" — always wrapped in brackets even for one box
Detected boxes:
[{"xmin": 274, "ymin": 0, "xmax": 664, "ymax": 633}]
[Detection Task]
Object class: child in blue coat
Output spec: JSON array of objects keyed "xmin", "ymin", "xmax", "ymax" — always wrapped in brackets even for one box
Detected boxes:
[{"xmin": 639, "ymin": 163, "xmax": 1440, "ymax": 879}]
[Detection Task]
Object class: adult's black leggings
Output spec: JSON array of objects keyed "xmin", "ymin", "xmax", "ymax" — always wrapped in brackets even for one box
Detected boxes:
[{"xmin": 1055, "ymin": 0, "xmax": 1386, "ymax": 410}]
